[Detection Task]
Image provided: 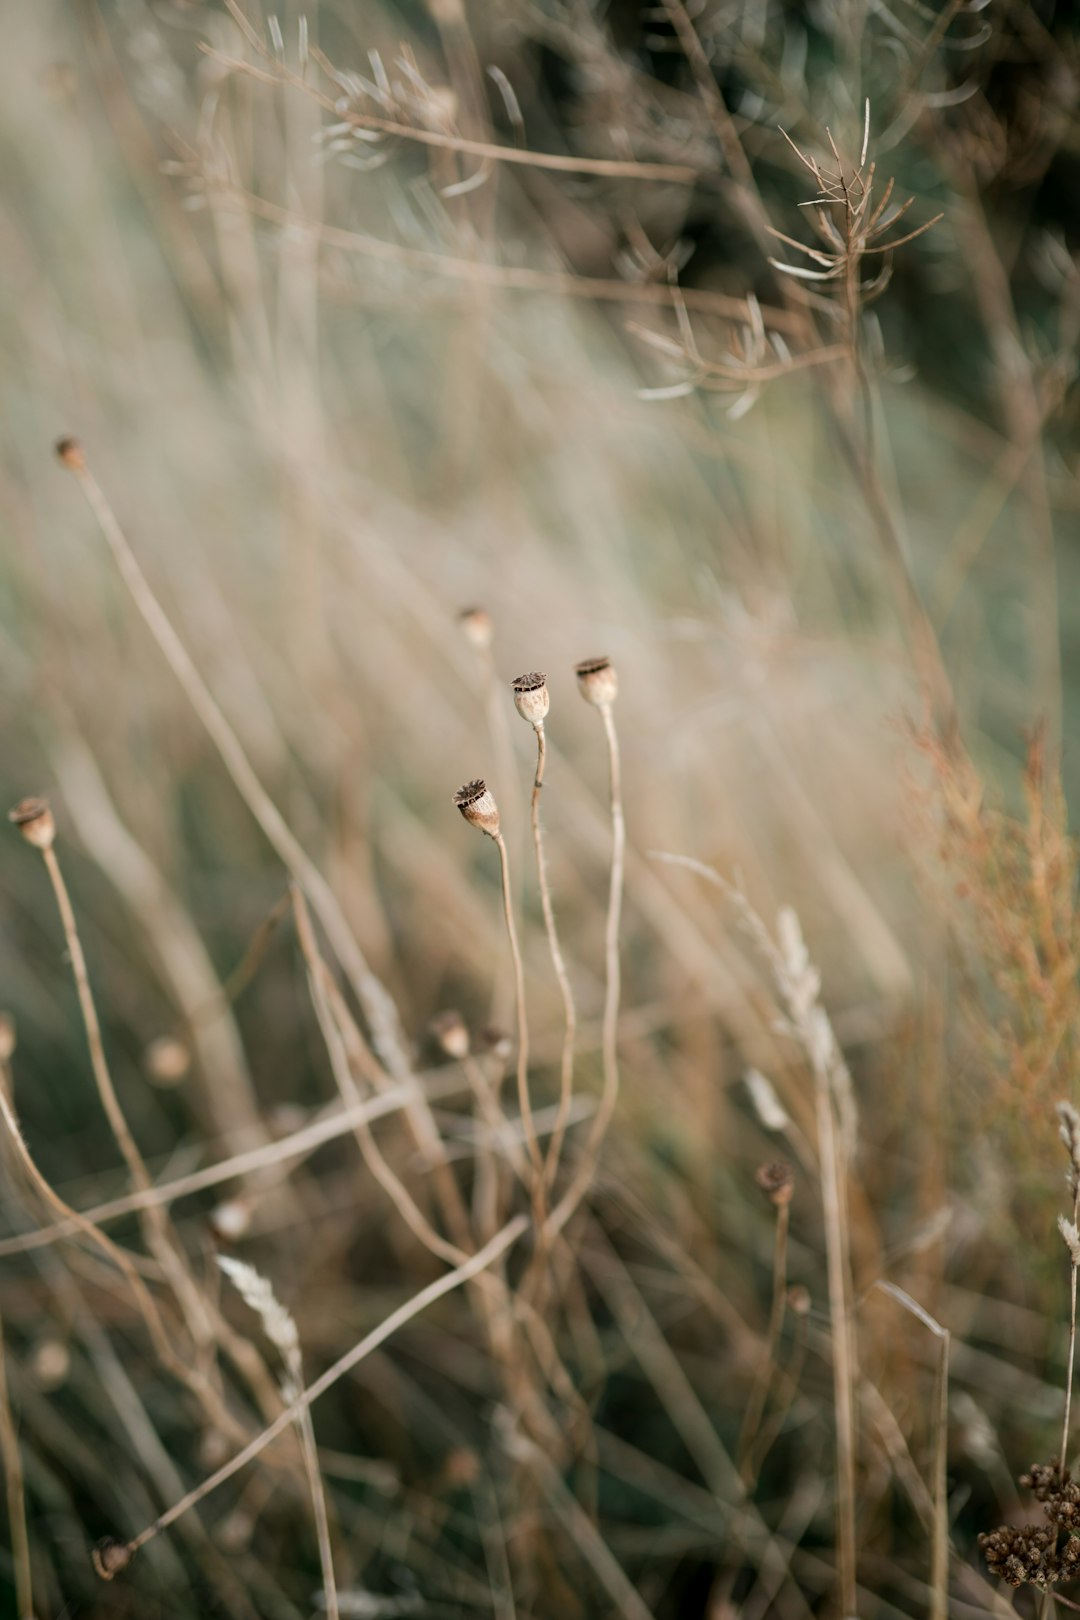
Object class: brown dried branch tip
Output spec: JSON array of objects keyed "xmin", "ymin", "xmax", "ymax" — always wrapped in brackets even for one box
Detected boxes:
[
  {"xmin": 980, "ymin": 1461, "xmax": 1080, "ymax": 1589},
  {"xmin": 575, "ymin": 656, "xmax": 618, "ymax": 709},
  {"xmin": 92, "ymin": 1536, "xmax": 133, "ymax": 1580},
  {"xmin": 458, "ymin": 606, "xmax": 493, "ymax": 651},
  {"xmin": 55, "ymin": 436, "xmax": 86, "ymax": 472},
  {"xmin": 755, "ymin": 1159, "xmax": 795, "ymax": 1207},
  {"xmin": 454, "ymin": 780, "xmax": 500, "ymax": 839},
  {"xmin": 8, "ymin": 797, "xmax": 56, "ymax": 850},
  {"xmin": 511, "ymin": 671, "xmax": 550, "ymax": 728},
  {"xmin": 430, "ymin": 1009, "xmax": 470, "ymax": 1061}
]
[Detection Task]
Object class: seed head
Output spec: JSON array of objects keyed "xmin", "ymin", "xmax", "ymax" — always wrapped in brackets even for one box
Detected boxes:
[
  {"xmin": 574, "ymin": 656, "xmax": 618, "ymax": 708},
  {"xmin": 431, "ymin": 1009, "xmax": 470, "ymax": 1061},
  {"xmin": 92, "ymin": 1537, "xmax": 133, "ymax": 1580},
  {"xmin": 454, "ymin": 779, "xmax": 500, "ymax": 839},
  {"xmin": 511, "ymin": 671, "xmax": 550, "ymax": 728},
  {"xmin": 9, "ymin": 797, "xmax": 56, "ymax": 850},
  {"xmin": 459, "ymin": 606, "xmax": 493, "ymax": 651},
  {"xmin": 787, "ymin": 1284, "xmax": 811, "ymax": 1316},
  {"xmin": 55, "ymin": 437, "xmax": 86, "ymax": 472},
  {"xmin": 143, "ymin": 1035, "xmax": 191, "ymax": 1086},
  {"xmin": 755, "ymin": 1159, "xmax": 795, "ymax": 1207}
]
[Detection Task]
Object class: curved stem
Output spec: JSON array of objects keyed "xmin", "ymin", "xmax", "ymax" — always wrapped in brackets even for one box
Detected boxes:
[{"xmin": 527, "ymin": 725, "xmax": 578, "ymax": 1191}]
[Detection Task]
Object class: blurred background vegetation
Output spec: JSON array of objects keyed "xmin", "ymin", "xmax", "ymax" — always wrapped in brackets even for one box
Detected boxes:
[{"xmin": 0, "ymin": 0, "xmax": 1078, "ymax": 1615}]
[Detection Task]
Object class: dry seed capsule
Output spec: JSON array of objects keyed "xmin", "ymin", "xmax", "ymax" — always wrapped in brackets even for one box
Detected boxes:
[
  {"xmin": 458, "ymin": 606, "xmax": 493, "ymax": 651},
  {"xmin": 511, "ymin": 671, "xmax": 550, "ymax": 729},
  {"xmin": 754, "ymin": 1159, "xmax": 795, "ymax": 1208},
  {"xmin": 8, "ymin": 797, "xmax": 56, "ymax": 850},
  {"xmin": 574, "ymin": 656, "xmax": 618, "ymax": 709},
  {"xmin": 453, "ymin": 779, "xmax": 501, "ymax": 839}
]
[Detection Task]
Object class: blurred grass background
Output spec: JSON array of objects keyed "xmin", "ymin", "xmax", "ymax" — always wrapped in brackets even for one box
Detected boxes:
[{"xmin": 0, "ymin": 0, "xmax": 1077, "ymax": 1615}]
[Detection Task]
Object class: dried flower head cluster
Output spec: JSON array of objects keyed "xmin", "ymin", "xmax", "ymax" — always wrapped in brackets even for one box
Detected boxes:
[
  {"xmin": 511, "ymin": 672, "xmax": 550, "ymax": 729},
  {"xmin": 980, "ymin": 1462, "xmax": 1080, "ymax": 1588},
  {"xmin": 454, "ymin": 779, "xmax": 501, "ymax": 839},
  {"xmin": 1060, "ymin": 1102, "xmax": 1080, "ymax": 1197},
  {"xmin": 8, "ymin": 797, "xmax": 56, "ymax": 850}
]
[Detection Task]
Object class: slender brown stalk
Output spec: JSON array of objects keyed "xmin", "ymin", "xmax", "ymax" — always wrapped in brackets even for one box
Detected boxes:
[
  {"xmin": 0, "ymin": 1316, "xmax": 33, "ymax": 1620},
  {"xmin": 547, "ymin": 693, "xmax": 624, "ymax": 1238},
  {"xmin": 526, "ymin": 722, "xmax": 577, "ymax": 1190},
  {"xmin": 737, "ymin": 1184, "xmax": 792, "ymax": 1483},
  {"xmin": 105, "ymin": 1215, "xmax": 528, "ymax": 1570}
]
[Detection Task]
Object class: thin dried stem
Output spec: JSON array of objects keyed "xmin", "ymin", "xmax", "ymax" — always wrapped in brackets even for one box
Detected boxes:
[
  {"xmin": 737, "ymin": 1198, "xmax": 791, "ymax": 1483},
  {"xmin": 547, "ymin": 701, "xmax": 624, "ymax": 1237},
  {"xmin": 493, "ymin": 831, "xmax": 544, "ymax": 1191},
  {"xmin": 526, "ymin": 723, "xmax": 577, "ymax": 1191}
]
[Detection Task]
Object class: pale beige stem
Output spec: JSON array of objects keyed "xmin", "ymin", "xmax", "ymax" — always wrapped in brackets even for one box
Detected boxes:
[
  {"xmin": 815, "ymin": 1062, "xmax": 857, "ymax": 1616},
  {"xmin": 114, "ymin": 1216, "xmax": 528, "ymax": 1565},
  {"xmin": 0, "ymin": 1316, "xmax": 32, "ymax": 1620},
  {"xmin": 527, "ymin": 724, "xmax": 578, "ymax": 1192},
  {"xmin": 546, "ymin": 701, "xmax": 624, "ymax": 1237},
  {"xmin": 493, "ymin": 832, "xmax": 543, "ymax": 1189},
  {"xmin": 288, "ymin": 1348, "xmax": 339, "ymax": 1620}
]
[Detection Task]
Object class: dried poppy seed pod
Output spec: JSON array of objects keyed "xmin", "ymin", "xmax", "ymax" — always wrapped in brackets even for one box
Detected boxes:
[
  {"xmin": 511, "ymin": 671, "xmax": 550, "ymax": 729},
  {"xmin": 755, "ymin": 1159, "xmax": 795, "ymax": 1208},
  {"xmin": 55, "ymin": 436, "xmax": 86, "ymax": 472},
  {"xmin": 454, "ymin": 779, "xmax": 500, "ymax": 839},
  {"xmin": 458, "ymin": 606, "xmax": 493, "ymax": 651},
  {"xmin": 9, "ymin": 797, "xmax": 56, "ymax": 850},
  {"xmin": 92, "ymin": 1537, "xmax": 133, "ymax": 1580},
  {"xmin": 431, "ymin": 1009, "xmax": 470, "ymax": 1061},
  {"xmin": 574, "ymin": 656, "xmax": 618, "ymax": 709}
]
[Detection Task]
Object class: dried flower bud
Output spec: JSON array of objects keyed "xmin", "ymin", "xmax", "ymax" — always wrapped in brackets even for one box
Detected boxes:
[
  {"xmin": 574, "ymin": 656, "xmax": 618, "ymax": 708},
  {"xmin": 458, "ymin": 606, "xmax": 493, "ymax": 651},
  {"xmin": 9, "ymin": 797, "xmax": 56, "ymax": 850},
  {"xmin": 143, "ymin": 1035, "xmax": 190, "ymax": 1086},
  {"xmin": 511, "ymin": 672, "xmax": 550, "ymax": 728},
  {"xmin": 55, "ymin": 437, "xmax": 86, "ymax": 472},
  {"xmin": 92, "ymin": 1537, "xmax": 133, "ymax": 1580},
  {"xmin": 787, "ymin": 1284, "xmax": 811, "ymax": 1316},
  {"xmin": 755, "ymin": 1160, "xmax": 795, "ymax": 1207},
  {"xmin": 0, "ymin": 1013, "xmax": 15, "ymax": 1062},
  {"xmin": 454, "ymin": 779, "xmax": 500, "ymax": 839},
  {"xmin": 430, "ymin": 1009, "xmax": 470, "ymax": 1061},
  {"xmin": 482, "ymin": 1026, "xmax": 512, "ymax": 1062}
]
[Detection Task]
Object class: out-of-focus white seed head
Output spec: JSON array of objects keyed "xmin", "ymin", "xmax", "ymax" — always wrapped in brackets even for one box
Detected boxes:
[
  {"xmin": 574, "ymin": 656, "xmax": 618, "ymax": 709},
  {"xmin": 209, "ymin": 1197, "xmax": 252, "ymax": 1243},
  {"xmin": 458, "ymin": 606, "xmax": 493, "ymax": 651},
  {"xmin": 29, "ymin": 1337, "xmax": 70, "ymax": 1392},
  {"xmin": 511, "ymin": 671, "xmax": 550, "ymax": 728},
  {"xmin": 454, "ymin": 779, "xmax": 501, "ymax": 838},
  {"xmin": 9, "ymin": 797, "xmax": 56, "ymax": 850}
]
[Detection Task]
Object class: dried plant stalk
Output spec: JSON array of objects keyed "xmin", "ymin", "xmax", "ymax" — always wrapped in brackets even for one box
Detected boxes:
[{"xmin": 0, "ymin": 1315, "xmax": 32, "ymax": 1620}]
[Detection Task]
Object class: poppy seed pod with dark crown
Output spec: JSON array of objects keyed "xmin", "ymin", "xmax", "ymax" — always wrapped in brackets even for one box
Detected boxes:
[
  {"xmin": 9, "ymin": 797, "xmax": 56, "ymax": 850},
  {"xmin": 574, "ymin": 656, "xmax": 618, "ymax": 709},
  {"xmin": 453, "ymin": 779, "xmax": 501, "ymax": 839},
  {"xmin": 511, "ymin": 672, "xmax": 550, "ymax": 729}
]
